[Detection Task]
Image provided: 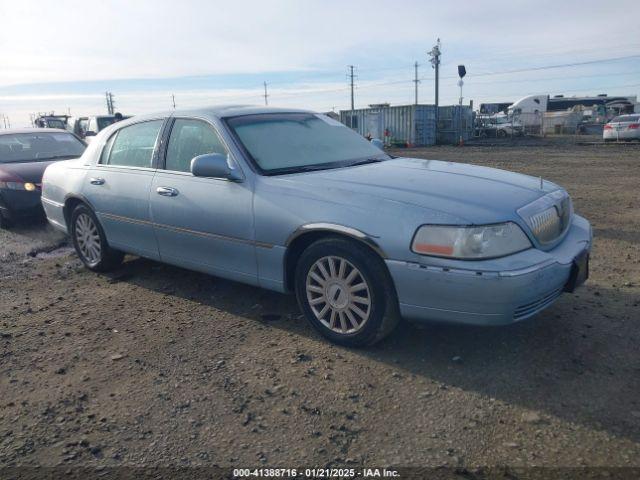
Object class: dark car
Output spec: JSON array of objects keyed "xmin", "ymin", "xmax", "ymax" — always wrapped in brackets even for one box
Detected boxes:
[
  {"xmin": 34, "ymin": 115, "xmax": 69, "ymax": 129},
  {"xmin": 0, "ymin": 128, "xmax": 86, "ymax": 228}
]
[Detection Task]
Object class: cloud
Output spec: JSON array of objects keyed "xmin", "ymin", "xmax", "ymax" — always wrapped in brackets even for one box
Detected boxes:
[{"xmin": 1, "ymin": 0, "xmax": 639, "ymax": 126}]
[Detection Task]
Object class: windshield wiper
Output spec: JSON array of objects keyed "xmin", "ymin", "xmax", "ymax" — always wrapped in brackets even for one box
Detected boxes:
[
  {"xmin": 266, "ymin": 157, "xmax": 387, "ymax": 176},
  {"xmin": 346, "ymin": 157, "xmax": 386, "ymax": 167},
  {"xmin": 267, "ymin": 163, "xmax": 343, "ymax": 175},
  {"xmin": 35, "ymin": 154, "xmax": 80, "ymax": 161}
]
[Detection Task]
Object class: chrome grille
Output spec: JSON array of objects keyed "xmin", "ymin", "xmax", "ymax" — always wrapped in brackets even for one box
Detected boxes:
[
  {"xmin": 517, "ymin": 190, "xmax": 573, "ymax": 245},
  {"xmin": 529, "ymin": 207, "xmax": 562, "ymax": 244}
]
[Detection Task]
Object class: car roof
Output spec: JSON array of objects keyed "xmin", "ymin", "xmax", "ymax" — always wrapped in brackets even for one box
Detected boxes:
[
  {"xmin": 0, "ymin": 128, "xmax": 70, "ymax": 136},
  {"xmin": 189, "ymin": 105, "xmax": 314, "ymax": 118},
  {"xmin": 116, "ymin": 105, "xmax": 314, "ymax": 125}
]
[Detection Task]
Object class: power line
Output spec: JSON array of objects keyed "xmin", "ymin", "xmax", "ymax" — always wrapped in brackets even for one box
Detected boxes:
[{"xmin": 452, "ymin": 54, "xmax": 640, "ymax": 80}]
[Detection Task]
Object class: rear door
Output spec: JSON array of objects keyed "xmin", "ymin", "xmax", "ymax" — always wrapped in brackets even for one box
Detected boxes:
[
  {"xmin": 149, "ymin": 117, "xmax": 257, "ymax": 285},
  {"xmin": 83, "ymin": 119, "xmax": 166, "ymax": 259}
]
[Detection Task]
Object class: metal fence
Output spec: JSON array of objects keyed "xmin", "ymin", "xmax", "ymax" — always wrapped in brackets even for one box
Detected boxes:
[{"xmin": 473, "ymin": 111, "xmax": 588, "ymax": 139}]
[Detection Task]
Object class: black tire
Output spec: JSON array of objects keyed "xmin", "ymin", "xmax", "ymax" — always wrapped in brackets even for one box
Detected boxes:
[
  {"xmin": 294, "ymin": 237, "xmax": 400, "ymax": 347},
  {"xmin": 70, "ymin": 204, "xmax": 124, "ymax": 272},
  {"xmin": 496, "ymin": 129, "xmax": 507, "ymax": 138},
  {"xmin": 0, "ymin": 213, "xmax": 13, "ymax": 229}
]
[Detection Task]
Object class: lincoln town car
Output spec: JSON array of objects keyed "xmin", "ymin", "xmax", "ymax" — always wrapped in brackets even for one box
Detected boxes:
[{"xmin": 41, "ymin": 106, "xmax": 591, "ymax": 346}]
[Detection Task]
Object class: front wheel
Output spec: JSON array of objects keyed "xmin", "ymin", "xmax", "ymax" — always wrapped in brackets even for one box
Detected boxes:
[
  {"xmin": 0, "ymin": 212, "xmax": 13, "ymax": 229},
  {"xmin": 295, "ymin": 237, "xmax": 400, "ymax": 347},
  {"xmin": 70, "ymin": 204, "xmax": 124, "ymax": 271}
]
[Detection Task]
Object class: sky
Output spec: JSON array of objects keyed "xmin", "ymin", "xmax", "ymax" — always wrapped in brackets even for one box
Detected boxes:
[{"xmin": 0, "ymin": 0, "xmax": 639, "ymax": 127}]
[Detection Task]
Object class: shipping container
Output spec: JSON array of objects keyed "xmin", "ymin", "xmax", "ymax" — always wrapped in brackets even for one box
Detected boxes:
[
  {"xmin": 437, "ymin": 105, "xmax": 474, "ymax": 144},
  {"xmin": 340, "ymin": 104, "xmax": 437, "ymax": 147}
]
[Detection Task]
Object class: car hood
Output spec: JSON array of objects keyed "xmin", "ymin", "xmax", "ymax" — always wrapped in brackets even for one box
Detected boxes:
[
  {"xmin": 0, "ymin": 160, "xmax": 58, "ymax": 183},
  {"xmin": 276, "ymin": 157, "xmax": 559, "ymax": 224}
]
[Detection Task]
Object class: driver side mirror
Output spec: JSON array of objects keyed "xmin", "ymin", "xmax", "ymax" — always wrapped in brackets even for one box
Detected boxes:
[
  {"xmin": 191, "ymin": 153, "xmax": 243, "ymax": 182},
  {"xmin": 371, "ymin": 138, "xmax": 384, "ymax": 150}
]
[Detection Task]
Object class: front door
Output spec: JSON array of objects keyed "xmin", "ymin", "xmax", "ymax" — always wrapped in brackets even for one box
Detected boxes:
[
  {"xmin": 149, "ymin": 118, "xmax": 257, "ymax": 285},
  {"xmin": 83, "ymin": 119, "xmax": 165, "ymax": 259}
]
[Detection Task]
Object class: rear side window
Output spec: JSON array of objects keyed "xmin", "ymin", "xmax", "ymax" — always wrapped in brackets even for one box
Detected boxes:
[
  {"xmin": 101, "ymin": 120, "xmax": 163, "ymax": 168},
  {"xmin": 165, "ymin": 119, "xmax": 228, "ymax": 173}
]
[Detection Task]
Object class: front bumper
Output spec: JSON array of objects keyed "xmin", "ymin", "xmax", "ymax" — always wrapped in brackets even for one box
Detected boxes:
[
  {"xmin": 386, "ymin": 214, "xmax": 592, "ymax": 326},
  {"xmin": 0, "ymin": 189, "xmax": 44, "ymax": 221}
]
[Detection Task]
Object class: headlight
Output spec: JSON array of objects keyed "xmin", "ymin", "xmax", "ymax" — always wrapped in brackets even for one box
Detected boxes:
[
  {"xmin": 411, "ymin": 222, "xmax": 531, "ymax": 259},
  {"xmin": 0, "ymin": 181, "xmax": 37, "ymax": 191},
  {"xmin": 0, "ymin": 182, "xmax": 36, "ymax": 191}
]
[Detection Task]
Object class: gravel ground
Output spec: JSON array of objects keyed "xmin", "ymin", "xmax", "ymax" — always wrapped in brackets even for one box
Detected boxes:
[{"xmin": 1, "ymin": 141, "xmax": 639, "ymax": 474}]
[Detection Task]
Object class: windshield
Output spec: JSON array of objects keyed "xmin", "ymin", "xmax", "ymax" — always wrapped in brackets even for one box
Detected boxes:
[
  {"xmin": 97, "ymin": 117, "xmax": 117, "ymax": 130},
  {"xmin": 0, "ymin": 132, "xmax": 86, "ymax": 163},
  {"xmin": 225, "ymin": 113, "xmax": 389, "ymax": 175},
  {"xmin": 46, "ymin": 119, "xmax": 66, "ymax": 129}
]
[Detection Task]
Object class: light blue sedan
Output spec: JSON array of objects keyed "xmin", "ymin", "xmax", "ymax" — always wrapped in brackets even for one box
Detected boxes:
[{"xmin": 41, "ymin": 106, "xmax": 592, "ymax": 346}]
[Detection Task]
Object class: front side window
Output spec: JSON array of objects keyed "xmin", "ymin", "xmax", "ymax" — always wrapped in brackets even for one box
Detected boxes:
[
  {"xmin": 165, "ymin": 119, "xmax": 228, "ymax": 173},
  {"xmin": 225, "ymin": 113, "xmax": 388, "ymax": 175},
  {"xmin": 102, "ymin": 120, "xmax": 163, "ymax": 168}
]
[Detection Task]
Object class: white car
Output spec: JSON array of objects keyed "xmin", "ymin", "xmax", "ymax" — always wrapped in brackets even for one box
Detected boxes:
[{"xmin": 603, "ymin": 114, "xmax": 640, "ymax": 142}]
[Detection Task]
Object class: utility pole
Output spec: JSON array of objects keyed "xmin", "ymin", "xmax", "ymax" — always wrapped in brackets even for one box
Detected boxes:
[
  {"xmin": 263, "ymin": 82, "xmax": 269, "ymax": 106},
  {"xmin": 428, "ymin": 39, "xmax": 442, "ymax": 139},
  {"xmin": 105, "ymin": 92, "xmax": 115, "ymax": 115},
  {"xmin": 347, "ymin": 65, "xmax": 356, "ymax": 112},
  {"xmin": 413, "ymin": 61, "xmax": 420, "ymax": 105},
  {"xmin": 171, "ymin": 94, "xmax": 176, "ymax": 109}
]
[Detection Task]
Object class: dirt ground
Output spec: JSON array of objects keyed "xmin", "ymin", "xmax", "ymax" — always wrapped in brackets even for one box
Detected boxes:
[{"xmin": 1, "ymin": 141, "xmax": 639, "ymax": 474}]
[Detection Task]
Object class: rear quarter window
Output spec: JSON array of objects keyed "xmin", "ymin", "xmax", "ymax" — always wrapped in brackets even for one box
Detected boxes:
[{"xmin": 100, "ymin": 120, "xmax": 163, "ymax": 168}]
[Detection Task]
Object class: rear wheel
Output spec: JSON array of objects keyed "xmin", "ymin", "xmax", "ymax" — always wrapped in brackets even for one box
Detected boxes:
[
  {"xmin": 70, "ymin": 204, "xmax": 123, "ymax": 271},
  {"xmin": 295, "ymin": 237, "xmax": 400, "ymax": 347}
]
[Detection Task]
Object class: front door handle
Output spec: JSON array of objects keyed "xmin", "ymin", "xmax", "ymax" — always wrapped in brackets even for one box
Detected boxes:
[
  {"xmin": 89, "ymin": 177, "xmax": 105, "ymax": 185},
  {"xmin": 156, "ymin": 186, "xmax": 179, "ymax": 197}
]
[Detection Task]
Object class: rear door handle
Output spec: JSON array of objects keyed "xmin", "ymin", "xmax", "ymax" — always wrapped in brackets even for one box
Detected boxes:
[
  {"xmin": 89, "ymin": 177, "xmax": 105, "ymax": 185},
  {"xmin": 156, "ymin": 186, "xmax": 179, "ymax": 197}
]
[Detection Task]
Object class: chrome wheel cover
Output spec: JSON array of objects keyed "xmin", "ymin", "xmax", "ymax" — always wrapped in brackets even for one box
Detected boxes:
[
  {"xmin": 75, "ymin": 213, "xmax": 102, "ymax": 266},
  {"xmin": 305, "ymin": 256, "xmax": 371, "ymax": 334}
]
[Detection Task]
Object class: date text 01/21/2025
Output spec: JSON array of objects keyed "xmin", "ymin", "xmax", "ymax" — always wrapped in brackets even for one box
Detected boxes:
[{"xmin": 233, "ymin": 468, "xmax": 400, "ymax": 477}]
